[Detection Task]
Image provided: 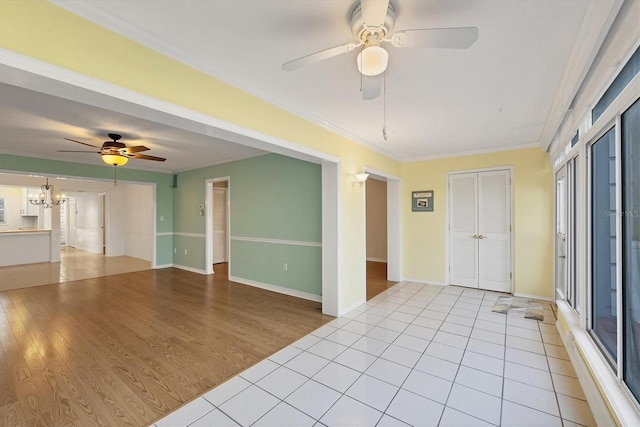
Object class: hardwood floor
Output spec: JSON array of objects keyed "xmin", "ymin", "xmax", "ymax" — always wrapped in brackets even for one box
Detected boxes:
[
  {"xmin": 0, "ymin": 264, "xmax": 332, "ymax": 426},
  {"xmin": 366, "ymin": 261, "xmax": 398, "ymax": 300},
  {"xmin": 0, "ymin": 247, "xmax": 150, "ymax": 291}
]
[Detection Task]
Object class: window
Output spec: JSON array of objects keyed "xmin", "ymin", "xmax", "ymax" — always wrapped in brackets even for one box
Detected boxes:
[
  {"xmin": 0, "ymin": 197, "xmax": 5, "ymax": 224},
  {"xmin": 592, "ymin": 45, "xmax": 640, "ymax": 124},
  {"xmin": 622, "ymin": 98, "xmax": 640, "ymax": 401},
  {"xmin": 591, "ymin": 127, "xmax": 617, "ymax": 362},
  {"xmin": 571, "ymin": 130, "xmax": 580, "ymax": 148}
]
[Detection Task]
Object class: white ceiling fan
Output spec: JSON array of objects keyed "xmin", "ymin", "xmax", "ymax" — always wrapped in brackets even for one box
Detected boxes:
[{"xmin": 282, "ymin": 0, "xmax": 478, "ymax": 100}]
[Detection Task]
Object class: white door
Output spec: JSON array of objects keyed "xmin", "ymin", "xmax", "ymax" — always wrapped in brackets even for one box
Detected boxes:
[
  {"xmin": 449, "ymin": 174, "xmax": 479, "ymax": 287},
  {"xmin": 478, "ymin": 170, "xmax": 511, "ymax": 292},
  {"xmin": 68, "ymin": 198, "xmax": 77, "ymax": 248},
  {"xmin": 449, "ymin": 170, "xmax": 512, "ymax": 292},
  {"xmin": 213, "ymin": 188, "xmax": 227, "ymax": 264}
]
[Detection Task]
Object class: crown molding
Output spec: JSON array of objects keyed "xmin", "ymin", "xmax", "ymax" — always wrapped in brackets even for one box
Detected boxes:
[
  {"xmin": 403, "ymin": 143, "xmax": 541, "ymax": 163},
  {"xmin": 49, "ymin": 0, "xmax": 402, "ymax": 163}
]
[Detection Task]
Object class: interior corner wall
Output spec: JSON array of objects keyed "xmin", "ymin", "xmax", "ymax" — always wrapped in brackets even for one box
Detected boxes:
[
  {"xmin": 366, "ymin": 178, "xmax": 387, "ymax": 262},
  {"xmin": 173, "ymin": 153, "xmax": 322, "ymax": 296},
  {"xmin": 401, "ymin": 147, "xmax": 554, "ymax": 298}
]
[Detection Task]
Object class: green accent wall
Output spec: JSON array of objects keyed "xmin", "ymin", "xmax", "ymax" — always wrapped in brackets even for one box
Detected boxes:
[
  {"xmin": 174, "ymin": 153, "xmax": 322, "ymax": 295},
  {"xmin": 230, "ymin": 240, "xmax": 321, "ymax": 295},
  {"xmin": 173, "ymin": 234, "xmax": 206, "ymax": 268},
  {"xmin": 0, "ymin": 153, "xmax": 174, "ymax": 263}
]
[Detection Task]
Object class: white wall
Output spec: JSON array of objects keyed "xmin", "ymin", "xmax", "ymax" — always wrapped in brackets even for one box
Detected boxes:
[
  {"xmin": 74, "ymin": 192, "xmax": 103, "ymax": 254},
  {"xmin": 0, "ymin": 186, "xmax": 39, "ymax": 230},
  {"xmin": 124, "ymin": 184, "xmax": 153, "ymax": 261},
  {"xmin": 106, "ymin": 185, "xmax": 127, "ymax": 256}
]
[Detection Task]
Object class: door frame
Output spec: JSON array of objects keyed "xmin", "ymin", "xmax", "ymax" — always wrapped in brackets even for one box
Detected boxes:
[
  {"xmin": 205, "ymin": 176, "xmax": 231, "ymax": 275},
  {"xmin": 212, "ymin": 186, "xmax": 229, "ymax": 264},
  {"xmin": 445, "ymin": 166, "xmax": 514, "ymax": 293},
  {"xmin": 363, "ymin": 167, "xmax": 402, "ymax": 282}
]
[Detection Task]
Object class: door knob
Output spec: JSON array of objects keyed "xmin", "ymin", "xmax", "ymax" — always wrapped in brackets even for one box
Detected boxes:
[
  {"xmin": 470, "ymin": 234, "xmax": 478, "ymax": 239},
  {"xmin": 478, "ymin": 235, "xmax": 486, "ymax": 239}
]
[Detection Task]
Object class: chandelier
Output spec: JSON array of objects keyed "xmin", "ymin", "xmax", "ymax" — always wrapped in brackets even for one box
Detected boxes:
[{"xmin": 29, "ymin": 178, "xmax": 65, "ymax": 208}]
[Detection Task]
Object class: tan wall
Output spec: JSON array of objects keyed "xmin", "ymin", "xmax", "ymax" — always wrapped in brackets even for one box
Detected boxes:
[{"xmin": 366, "ymin": 178, "xmax": 387, "ymax": 262}]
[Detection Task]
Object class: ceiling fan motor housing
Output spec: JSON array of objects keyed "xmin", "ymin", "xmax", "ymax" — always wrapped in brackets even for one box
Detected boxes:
[
  {"xmin": 103, "ymin": 133, "xmax": 126, "ymax": 153},
  {"xmin": 350, "ymin": 2, "xmax": 396, "ymax": 43}
]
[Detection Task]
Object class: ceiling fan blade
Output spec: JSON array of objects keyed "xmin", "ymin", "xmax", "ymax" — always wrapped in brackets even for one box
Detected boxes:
[
  {"xmin": 282, "ymin": 42, "xmax": 360, "ymax": 71},
  {"xmin": 362, "ymin": 75, "xmax": 382, "ymax": 101},
  {"xmin": 64, "ymin": 138, "xmax": 102, "ymax": 149},
  {"xmin": 129, "ymin": 153, "xmax": 166, "ymax": 162},
  {"xmin": 390, "ymin": 27, "xmax": 479, "ymax": 49},
  {"xmin": 123, "ymin": 145, "xmax": 150, "ymax": 153},
  {"xmin": 57, "ymin": 150, "xmax": 101, "ymax": 153},
  {"xmin": 361, "ymin": 0, "xmax": 390, "ymax": 28}
]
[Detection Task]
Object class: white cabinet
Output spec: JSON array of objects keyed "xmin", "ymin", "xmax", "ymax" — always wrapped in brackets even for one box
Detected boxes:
[{"xmin": 20, "ymin": 188, "xmax": 40, "ymax": 216}]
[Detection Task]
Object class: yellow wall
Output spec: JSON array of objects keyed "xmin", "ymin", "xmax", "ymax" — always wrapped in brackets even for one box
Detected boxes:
[
  {"xmin": 0, "ymin": 0, "xmax": 402, "ymax": 310},
  {"xmin": 402, "ymin": 147, "xmax": 554, "ymax": 298}
]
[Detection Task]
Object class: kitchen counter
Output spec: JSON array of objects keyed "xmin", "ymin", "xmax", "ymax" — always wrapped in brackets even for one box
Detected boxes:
[
  {"xmin": 0, "ymin": 229, "xmax": 52, "ymax": 266},
  {"xmin": 0, "ymin": 229, "xmax": 51, "ymax": 234}
]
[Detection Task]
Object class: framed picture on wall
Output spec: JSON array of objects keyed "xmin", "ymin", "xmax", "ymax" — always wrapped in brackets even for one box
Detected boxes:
[{"xmin": 412, "ymin": 190, "xmax": 434, "ymax": 212}]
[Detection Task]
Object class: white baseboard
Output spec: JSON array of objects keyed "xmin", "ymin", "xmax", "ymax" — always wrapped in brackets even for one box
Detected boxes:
[
  {"xmin": 402, "ymin": 277, "xmax": 447, "ymax": 287},
  {"xmin": 173, "ymin": 264, "xmax": 207, "ymax": 275},
  {"xmin": 228, "ymin": 275, "xmax": 321, "ymax": 302},
  {"xmin": 339, "ymin": 298, "xmax": 366, "ymax": 317},
  {"xmin": 154, "ymin": 263, "xmax": 173, "ymax": 269},
  {"xmin": 366, "ymin": 257, "xmax": 387, "ymax": 263},
  {"xmin": 513, "ymin": 292, "xmax": 552, "ymax": 301}
]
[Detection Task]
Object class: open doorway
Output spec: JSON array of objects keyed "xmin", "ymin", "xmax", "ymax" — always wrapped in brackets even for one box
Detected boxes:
[
  {"xmin": 205, "ymin": 177, "xmax": 230, "ymax": 275},
  {"xmin": 364, "ymin": 171, "xmax": 401, "ymax": 300}
]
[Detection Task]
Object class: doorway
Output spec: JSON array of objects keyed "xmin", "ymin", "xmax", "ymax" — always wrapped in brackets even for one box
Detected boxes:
[
  {"xmin": 205, "ymin": 177, "xmax": 230, "ymax": 275},
  {"xmin": 556, "ymin": 165, "xmax": 568, "ymax": 300},
  {"xmin": 448, "ymin": 169, "xmax": 513, "ymax": 293},
  {"xmin": 213, "ymin": 182, "xmax": 229, "ymax": 265},
  {"xmin": 365, "ymin": 177, "xmax": 397, "ymax": 299}
]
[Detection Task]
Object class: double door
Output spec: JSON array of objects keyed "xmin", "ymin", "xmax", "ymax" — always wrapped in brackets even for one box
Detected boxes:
[{"xmin": 449, "ymin": 169, "xmax": 512, "ymax": 292}]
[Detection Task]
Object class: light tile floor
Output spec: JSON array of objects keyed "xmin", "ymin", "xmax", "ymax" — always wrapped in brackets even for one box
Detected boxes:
[
  {"xmin": 0, "ymin": 246, "xmax": 151, "ymax": 291},
  {"xmin": 153, "ymin": 282, "xmax": 595, "ymax": 427}
]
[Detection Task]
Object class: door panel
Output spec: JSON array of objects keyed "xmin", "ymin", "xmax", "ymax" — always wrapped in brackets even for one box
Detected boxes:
[
  {"xmin": 479, "ymin": 238, "xmax": 510, "ymax": 291},
  {"xmin": 478, "ymin": 170, "xmax": 511, "ymax": 292},
  {"xmin": 449, "ymin": 174, "xmax": 478, "ymax": 287}
]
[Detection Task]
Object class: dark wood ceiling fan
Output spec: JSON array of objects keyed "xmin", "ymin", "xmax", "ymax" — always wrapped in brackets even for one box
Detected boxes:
[{"xmin": 59, "ymin": 133, "xmax": 166, "ymax": 165}]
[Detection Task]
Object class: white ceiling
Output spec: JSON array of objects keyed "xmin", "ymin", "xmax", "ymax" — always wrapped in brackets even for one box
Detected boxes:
[
  {"xmin": 0, "ymin": 0, "xmax": 613, "ymax": 171},
  {"xmin": 0, "ymin": 82, "xmax": 267, "ymax": 173}
]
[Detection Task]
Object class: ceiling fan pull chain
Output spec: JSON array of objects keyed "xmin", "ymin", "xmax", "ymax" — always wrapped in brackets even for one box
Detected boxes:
[
  {"xmin": 382, "ymin": 71, "xmax": 388, "ymax": 141},
  {"xmin": 359, "ymin": 46, "xmax": 365, "ymax": 93},
  {"xmin": 113, "ymin": 165, "xmax": 118, "ymax": 186}
]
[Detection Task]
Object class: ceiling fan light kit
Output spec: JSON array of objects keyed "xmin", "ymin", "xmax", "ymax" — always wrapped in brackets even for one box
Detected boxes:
[
  {"xmin": 357, "ymin": 45, "xmax": 389, "ymax": 76},
  {"xmin": 101, "ymin": 153, "xmax": 129, "ymax": 166}
]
